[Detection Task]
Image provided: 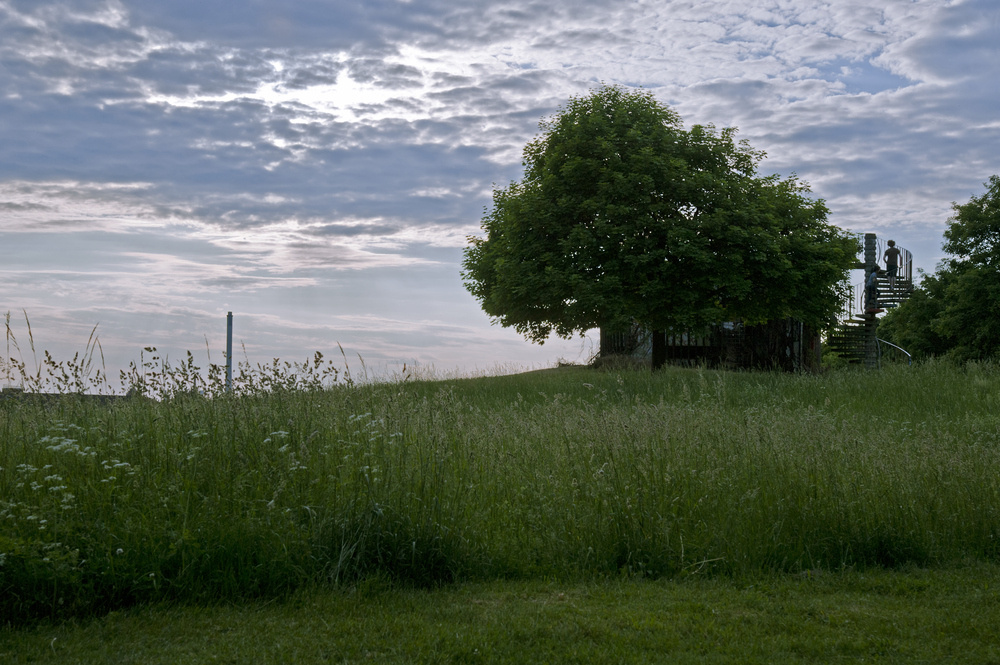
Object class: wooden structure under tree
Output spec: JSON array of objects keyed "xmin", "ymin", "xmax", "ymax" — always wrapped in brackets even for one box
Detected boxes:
[{"xmin": 599, "ymin": 319, "xmax": 822, "ymax": 372}]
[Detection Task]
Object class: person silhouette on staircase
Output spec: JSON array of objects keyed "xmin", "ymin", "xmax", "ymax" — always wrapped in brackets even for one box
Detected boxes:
[
  {"xmin": 883, "ymin": 240, "xmax": 901, "ymax": 290},
  {"xmin": 865, "ymin": 266, "xmax": 884, "ymax": 314}
]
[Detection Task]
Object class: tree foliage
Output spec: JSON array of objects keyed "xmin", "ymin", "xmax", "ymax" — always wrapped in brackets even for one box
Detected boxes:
[
  {"xmin": 876, "ymin": 270, "xmax": 952, "ymax": 358},
  {"xmin": 463, "ymin": 85, "xmax": 858, "ymax": 344},
  {"xmin": 880, "ymin": 175, "xmax": 1000, "ymax": 361}
]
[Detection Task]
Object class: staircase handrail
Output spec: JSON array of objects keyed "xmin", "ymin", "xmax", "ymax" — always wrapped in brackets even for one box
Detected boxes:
[
  {"xmin": 839, "ymin": 280, "xmax": 865, "ymax": 322},
  {"xmin": 876, "ymin": 337, "xmax": 912, "ymax": 367},
  {"xmin": 875, "ymin": 237, "xmax": 913, "ymax": 284},
  {"xmin": 838, "ymin": 238, "xmax": 914, "ymax": 324}
]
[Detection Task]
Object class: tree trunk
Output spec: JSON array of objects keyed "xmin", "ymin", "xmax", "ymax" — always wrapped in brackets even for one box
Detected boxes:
[{"xmin": 651, "ymin": 330, "xmax": 667, "ymax": 370}]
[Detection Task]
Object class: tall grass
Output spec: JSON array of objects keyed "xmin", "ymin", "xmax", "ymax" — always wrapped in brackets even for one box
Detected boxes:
[
  {"xmin": 3, "ymin": 309, "xmax": 348, "ymax": 397},
  {"xmin": 2, "ymin": 349, "xmax": 1000, "ymax": 625}
]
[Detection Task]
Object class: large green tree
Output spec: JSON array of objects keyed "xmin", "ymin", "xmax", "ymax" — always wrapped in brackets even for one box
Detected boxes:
[
  {"xmin": 880, "ymin": 175, "xmax": 1000, "ymax": 361},
  {"xmin": 463, "ymin": 85, "xmax": 857, "ymax": 361}
]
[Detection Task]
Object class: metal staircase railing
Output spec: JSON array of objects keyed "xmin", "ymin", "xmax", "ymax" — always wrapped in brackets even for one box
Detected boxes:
[
  {"xmin": 877, "ymin": 337, "xmax": 912, "ymax": 366},
  {"xmin": 827, "ymin": 236, "xmax": 914, "ymax": 365}
]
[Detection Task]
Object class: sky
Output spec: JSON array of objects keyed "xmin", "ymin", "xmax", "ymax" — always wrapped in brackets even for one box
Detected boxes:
[{"xmin": 2, "ymin": 0, "xmax": 999, "ymax": 388}]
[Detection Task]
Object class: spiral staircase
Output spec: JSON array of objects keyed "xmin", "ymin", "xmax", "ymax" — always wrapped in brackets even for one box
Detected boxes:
[{"xmin": 825, "ymin": 234, "xmax": 914, "ymax": 367}]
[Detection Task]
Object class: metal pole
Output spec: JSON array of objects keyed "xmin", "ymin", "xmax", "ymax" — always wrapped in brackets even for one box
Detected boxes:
[
  {"xmin": 863, "ymin": 234, "xmax": 879, "ymax": 370},
  {"xmin": 226, "ymin": 312, "xmax": 233, "ymax": 393}
]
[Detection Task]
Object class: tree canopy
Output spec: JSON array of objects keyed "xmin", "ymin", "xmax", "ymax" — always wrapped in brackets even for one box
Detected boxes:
[
  {"xmin": 879, "ymin": 175, "xmax": 1000, "ymax": 361},
  {"xmin": 462, "ymin": 85, "xmax": 858, "ymax": 346}
]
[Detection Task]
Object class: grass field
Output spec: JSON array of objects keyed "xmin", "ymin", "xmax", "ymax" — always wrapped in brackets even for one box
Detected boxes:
[
  {"xmin": 4, "ymin": 564, "xmax": 1000, "ymax": 663},
  {"xmin": 2, "ymin": 354, "xmax": 1000, "ymax": 659}
]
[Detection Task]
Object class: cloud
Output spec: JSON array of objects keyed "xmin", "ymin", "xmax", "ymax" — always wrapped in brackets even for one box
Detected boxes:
[{"xmin": 888, "ymin": 0, "xmax": 1000, "ymax": 84}]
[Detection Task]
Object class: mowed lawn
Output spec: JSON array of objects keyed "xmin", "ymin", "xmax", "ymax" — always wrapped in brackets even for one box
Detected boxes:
[{"xmin": 4, "ymin": 565, "xmax": 1000, "ymax": 663}]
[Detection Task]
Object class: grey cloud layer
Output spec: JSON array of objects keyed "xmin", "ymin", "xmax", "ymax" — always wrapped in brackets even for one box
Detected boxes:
[
  {"xmin": 1, "ymin": 0, "xmax": 557, "ymax": 240},
  {"xmin": 4, "ymin": 0, "xmax": 997, "ymax": 247}
]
